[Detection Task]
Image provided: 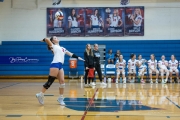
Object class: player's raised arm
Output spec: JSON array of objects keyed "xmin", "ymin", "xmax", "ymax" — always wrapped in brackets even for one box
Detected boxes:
[{"xmin": 41, "ymin": 38, "xmax": 53, "ymax": 47}]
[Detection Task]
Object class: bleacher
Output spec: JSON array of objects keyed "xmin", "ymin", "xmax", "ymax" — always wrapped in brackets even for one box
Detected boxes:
[{"xmin": 0, "ymin": 40, "xmax": 180, "ymax": 78}]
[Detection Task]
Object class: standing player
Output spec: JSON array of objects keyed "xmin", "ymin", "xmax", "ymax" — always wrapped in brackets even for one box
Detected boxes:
[
  {"xmin": 148, "ymin": 54, "xmax": 159, "ymax": 84},
  {"xmin": 54, "ymin": 9, "xmax": 63, "ymax": 27},
  {"xmin": 169, "ymin": 55, "xmax": 179, "ymax": 83},
  {"xmin": 129, "ymin": 8, "xmax": 143, "ymax": 27},
  {"xmin": 158, "ymin": 55, "xmax": 169, "ymax": 83},
  {"xmin": 90, "ymin": 9, "xmax": 104, "ymax": 28},
  {"xmin": 107, "ymin": 9, "xmax": 123, "ymax": 27},
  {"xmin": 93, "ymin": 44, "xmax": 107, "ymax": 86},
  {"xmin": 116, "ymin": 55, "xmax": 126, "ymax": 84},
  {"xmin": 128, "ymin": 53, "xmax": 137, "ymax": 83},
  {"xmin": 137, "ymin": 55, "xmax": 147, "ymax": 83},
  {"xmin": 68, "ymin": 8, "xmax": 80, "ymax": 28},
  {"xmin": 36, "ymin": 36, "xmax": 84, "ymax": 105}
]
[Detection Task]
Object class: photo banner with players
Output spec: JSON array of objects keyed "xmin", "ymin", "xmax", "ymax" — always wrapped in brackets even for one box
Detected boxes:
[
  {"xmin": 47, "ymin": 8, "xmax": 68, "ymax": 37},
  {"xmin": 125, "ymin": 6, "xmax": 144, "ymax": 36},
  {"xmin": 67, "ymin": 8, "xmax": 85, "ymax": 36},
  {"xmin": 104, "ymin": 7, "xmax": 125, "ymax": 36},
  {"xmin": 85, "ymin": 8, "xmax": 105, "ymax": 36},
  {"xmin": 46, "ymin": 7, "xmax": 145, "ymax": 37}
]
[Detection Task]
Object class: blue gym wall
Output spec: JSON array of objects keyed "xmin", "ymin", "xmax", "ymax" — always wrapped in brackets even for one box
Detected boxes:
[{"xmin": 0, "ymin": 40, "xmax": 179, "ymax": 76}]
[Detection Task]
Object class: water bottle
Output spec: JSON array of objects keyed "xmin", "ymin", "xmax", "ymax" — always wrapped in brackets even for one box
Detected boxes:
[
  {"xmin": 120, "ymin": 77, "xmax": 122, "ymax": 83},
  {"xmin": 104, "ymin": 76, "xmax": 106, "ymax": 83}
]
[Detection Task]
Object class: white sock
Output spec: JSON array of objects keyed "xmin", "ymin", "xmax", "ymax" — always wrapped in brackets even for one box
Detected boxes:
[
  {"xmin": 40, "ymin": 92, "xmax": 44, "ymax": 95},
  {"xmin": 59, "ymin": 95, "xmax": 63, "ymax": 98}
]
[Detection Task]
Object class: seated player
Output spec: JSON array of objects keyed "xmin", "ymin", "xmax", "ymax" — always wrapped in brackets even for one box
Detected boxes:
[
  {"xmin": 148, "ymin": 54, "xmax": 159, "ymax": 84},
  {"xmin": 128, "ymin": 53, "xmax": 138, "ymax": 83},
  {"xmin": 106, "ymin": 49, "xmax": 114, "ymax": 64},
  {"xmin": 137, "ymin": 55, "xmax": 147, "ymax": 83},
  {"xmin": 115, "ymin": 55, "xmax": 126, "ymax": 84},
  {"xmin": 158, "ymin": 55, "xmax": 169, "ymax": 83},
  {"xmin": 169, "ymin": 54, "xmax": 179, "ymax": 83}
]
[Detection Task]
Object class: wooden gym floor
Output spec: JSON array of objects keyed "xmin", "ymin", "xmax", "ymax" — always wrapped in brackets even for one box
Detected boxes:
[{"xmin": 0, "ymin": 79, "xmax": 180, "ymax": 120}]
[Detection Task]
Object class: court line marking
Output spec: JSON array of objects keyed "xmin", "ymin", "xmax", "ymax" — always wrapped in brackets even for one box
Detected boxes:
[
  {"xmin": 81, "ymin": 88, "xmax": 99, "ymax": 120},
  {"xmin": 6, "ymin": 115, "xmax": 22, "ymax": 117},
  {"xmin": 166, "ymin": 97, "xmax": 180, "ymax": 109},
  {"xmin": 1, "ymin": 115, "xmax": 180, "ymax": 117},
  {"xmin": 0, "ymin": 83, "xmax": 21, "ymax": 90}
]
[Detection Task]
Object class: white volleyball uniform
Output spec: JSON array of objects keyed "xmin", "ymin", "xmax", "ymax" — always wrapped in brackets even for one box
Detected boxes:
[
  {"xmin": 51, "ymin": 44, "xmax": 67, "ymax": 64},
  {"xmin": 109, "ymin": 14, "xmax": 121, "ymax": 27},
  {"xmin": 137, "ymin": 59, "xmax": 147, "ymax": 76},
  {"xmin": 116, "ymin": 59, "xmax": 126, "ymax": 75},
  {"xmin": 90, "ymin": 15, "xmax": 99, "ymax": 26},
  {"xmin": 169, "ymin": 60, "xmax": 179, "ymax": 73},
  {"xmin": 53, "ymin": 18, "xmax": 62, "ymax": 28},
  {"xmin": 128, "ymin": 59, "xmax": 137, "ymax": 74},
  {"xmin": 158, "ymin": 60, "xmax": 169, "ymax": 75},
  {"xmin": 133, "ymin": 15, "xmax": 142, "ymax": 27},
  {"xmin": 68, "ymin": 16, "xmax": 78, "ymax": 27},
  {"xmin": 148, "ymin": 60, "xmax": 159, "ymax": 74}
]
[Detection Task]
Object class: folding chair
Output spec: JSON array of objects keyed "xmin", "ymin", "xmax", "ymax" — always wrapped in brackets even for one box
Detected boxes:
[{"xmin": 105, "ymin": 64, "xmax": 116, "ymax": 83}]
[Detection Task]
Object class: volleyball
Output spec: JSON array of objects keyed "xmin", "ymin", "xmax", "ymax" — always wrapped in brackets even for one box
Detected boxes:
[
  {"xmin": 105, "ymin": 8, "xmax": 111, "ymax": 13},
  {"xmin": 55, "ymin": 11, "xmax": 64, "ymax": 20}
]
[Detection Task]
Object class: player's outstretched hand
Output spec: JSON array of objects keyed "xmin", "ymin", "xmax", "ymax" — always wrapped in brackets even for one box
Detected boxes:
[{"xmin": 78, "ymin": 57, "xmax": 85, "ymax": 61}]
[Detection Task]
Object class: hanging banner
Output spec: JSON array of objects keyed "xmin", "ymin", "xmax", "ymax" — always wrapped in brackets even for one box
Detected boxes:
[{"xmin": 125, "ymin": 6, "xmax": 144, "ymax": 36}]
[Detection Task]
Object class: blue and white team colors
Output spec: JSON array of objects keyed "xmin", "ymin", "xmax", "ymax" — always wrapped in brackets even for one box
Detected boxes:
[
  {"xmin": 109, "ymin": 14, "xmax": 121, "ymax": 27},
  {"xmin": 90, "ymin": 15, "xmax": 99, "ymax": 26},
  {"xmin": 51, "ymin": 44, "xmax": 67, "ymax": 64},
  {"xmin": 68, "ymin": 16, "xmax": 78, "ymax": 27},
  {"xmin": 134, "ymin": 15, "xmax": 142, "ymax": 27}
]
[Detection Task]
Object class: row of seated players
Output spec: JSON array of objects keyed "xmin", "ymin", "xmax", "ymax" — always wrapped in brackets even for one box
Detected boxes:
[{"xmin": 110, "ymin": 54, "xmax": 179, "ymax": 84}]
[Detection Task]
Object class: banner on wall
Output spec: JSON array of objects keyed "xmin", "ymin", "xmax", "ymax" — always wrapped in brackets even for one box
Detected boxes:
[
  {"xmin": 124, "ymin": 6, "xmax": 144, "ymax": 36},
  {"xmin": 104, "ymin": 7, "xmax": 125, "ymax": 36},
  {"xmin": 67, "ymin": 8, "xmax": 85, "ymax": 36},
  {"xmin": 47, "ymin": 8, "xmax": 68, "ymax": 37},
  {"xmin": 85, "ymin": 8, "xmax": 105, "ymax": 36},
  {"xmin": 46, "ymin": 7, "xmax": 145, "ymax": 37}
]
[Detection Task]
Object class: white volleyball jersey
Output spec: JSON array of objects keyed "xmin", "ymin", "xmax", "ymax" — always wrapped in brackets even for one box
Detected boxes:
[
  {"xmin": 51, "ymin": 44, "xmax": 67, "ymax": 64},
  {"xmin": 158, "ymin": 60, "xmax": 168, "ymax": 69},
  {"xmin": 109, "ymin": 14, "xmax": 121, "ymax": 27},
  {"xmin": 90, "ymin": 15, "xmax": 99, "ymax": 26},
  {"xmin": 68, "ymin": 16, "xmax": 78, "ymax": 27},
  {"xmin": 137, "ymin": 59, "xmax": 146, "ymax": 68},
  {"xmin": 169, "ymin": 60, "xmax": 178, "ymax": 69},
  {"xmin": 128, "ymin": 59, "xmax": 137, "ymax": 69},
  {"xmin": 134, "ymin": 15, "xmax": 142, "ymax": 27},
  {"xmin": 148, "ymin": 60, "xmax": 157, "ymax": 69},
  {"xmin": 116, "ymin": 59, "xmax": 126, "ymax": 69},
  {"xmin": 54, "ymin": 19, "xmax": 60, "ymax": 27}
]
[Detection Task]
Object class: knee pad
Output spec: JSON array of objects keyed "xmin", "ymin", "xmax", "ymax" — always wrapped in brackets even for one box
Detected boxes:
[
  {"xmin": 122, "ymin": 71, "xmax": 125, "ymax": 75},
  {"xmin": 175, "ymin": 69, "xmax": 179, "ymax": 73},
  {"xmin": 59, "ymin": 83, "xmax": 65, "ymax": 88},
  {"xmin": 169, "ymin": 69, "xmax": 173, "ymax": 73},
  {"xmin": 43, "ymin": 76, "xmax": 56, "ymax": 89}
]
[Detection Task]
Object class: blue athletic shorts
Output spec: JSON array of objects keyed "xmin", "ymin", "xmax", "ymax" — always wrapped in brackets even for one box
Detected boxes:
[{"xmin": 50, "ymin": 62, "xmax": 63, "ymax": 70}]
